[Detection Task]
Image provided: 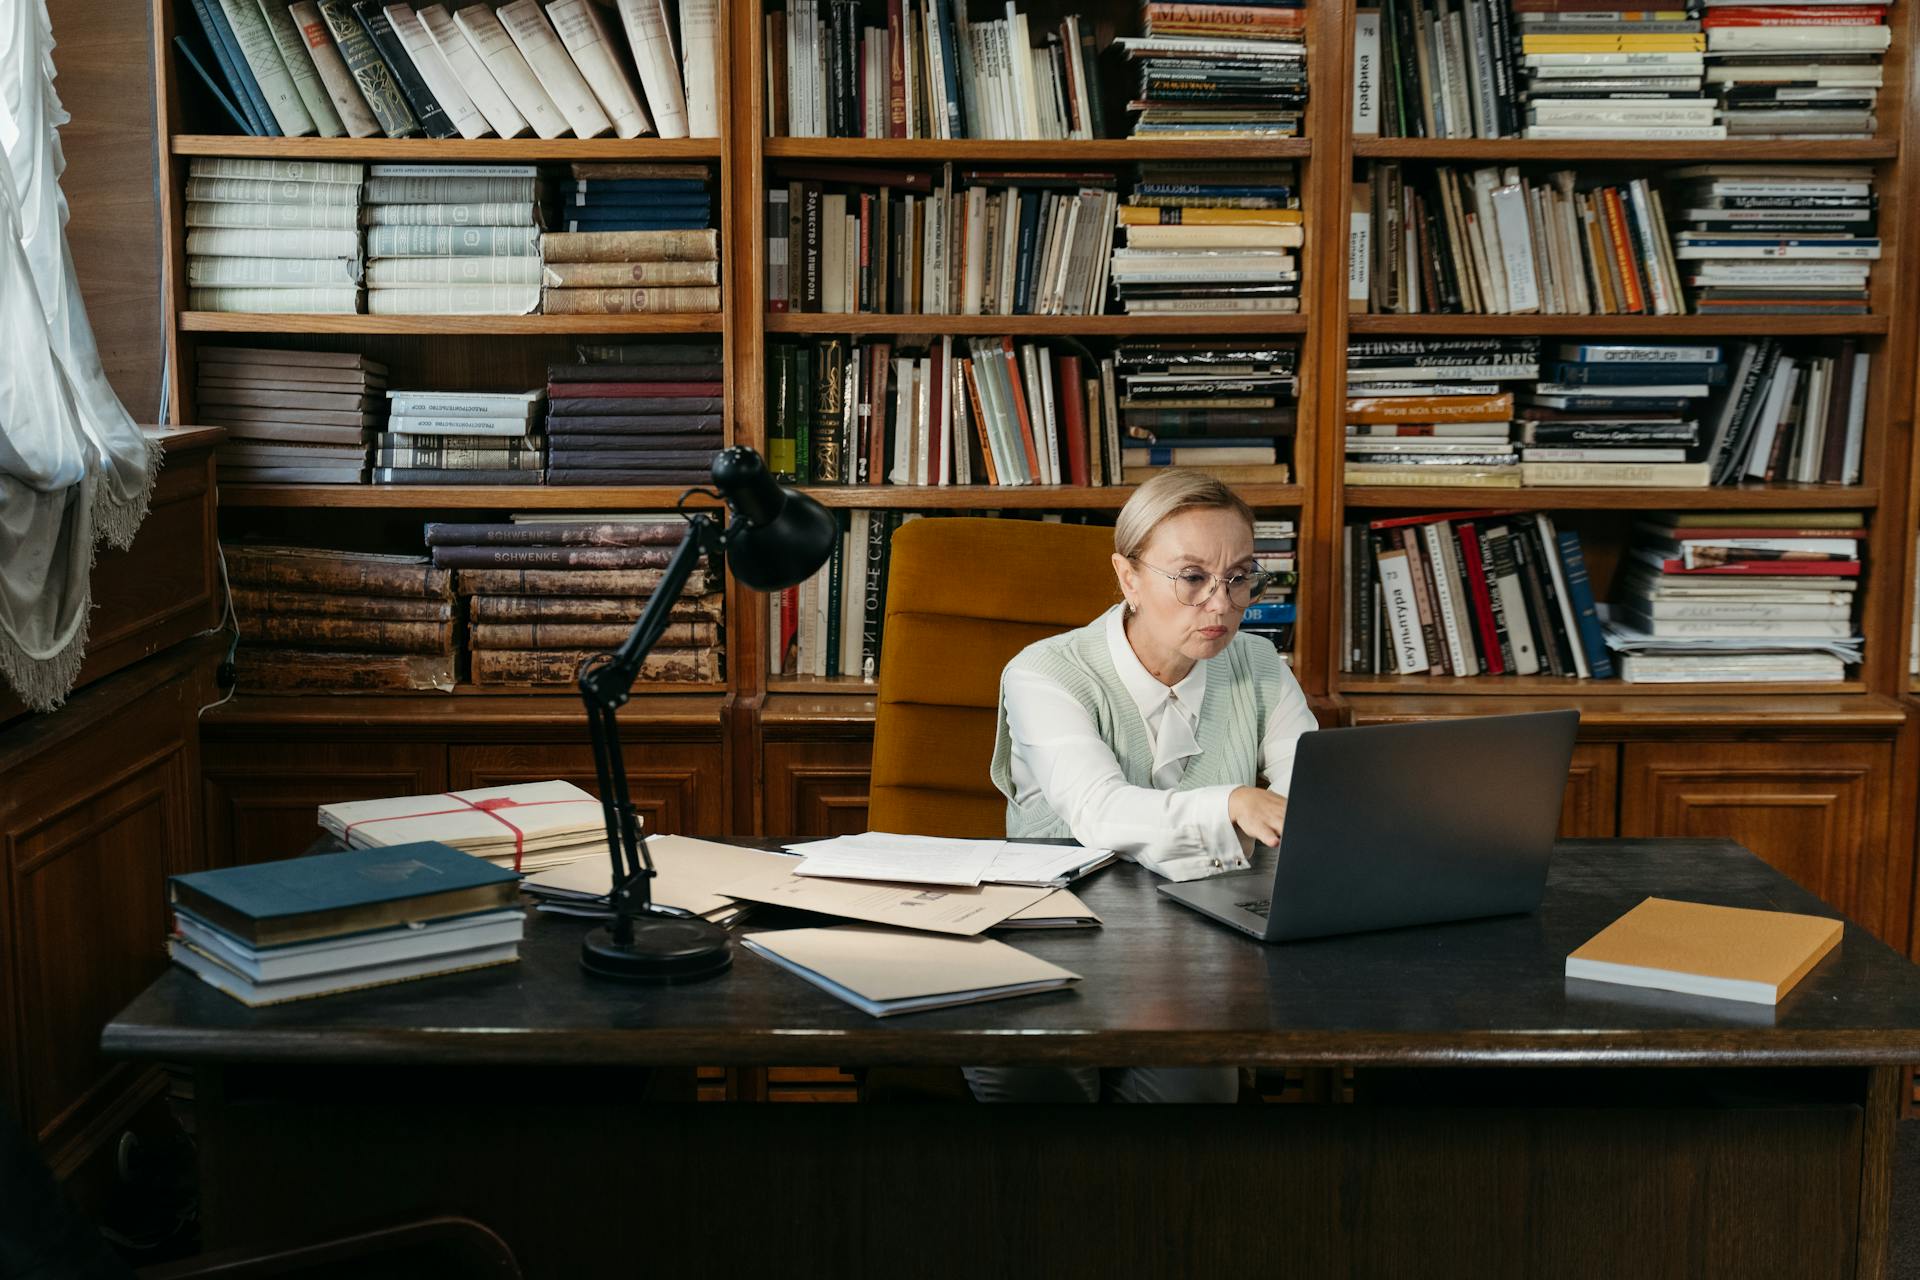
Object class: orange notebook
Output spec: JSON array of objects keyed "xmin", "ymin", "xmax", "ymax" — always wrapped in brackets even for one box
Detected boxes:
[{"xmin": 1565, "ymin": 897, "xmax": 1842, "ymax": 1005}]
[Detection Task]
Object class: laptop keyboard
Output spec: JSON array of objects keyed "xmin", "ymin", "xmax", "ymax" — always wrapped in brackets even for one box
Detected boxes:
[{"xmin": 1236, "ymin": 899, "xmax": 1272, "ymax": 919}]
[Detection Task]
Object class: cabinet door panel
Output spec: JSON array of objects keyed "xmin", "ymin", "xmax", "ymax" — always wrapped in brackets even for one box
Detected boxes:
[
  {"xmin": 448, "ymin": 741, "xmax": 725, "ymax": 837},
  {"xmin": 763, "ymin": 741, "xmax": 872, "ymax": 839},
  {"xmin": 202, "ymin": 742, "xmax": 447, "ymax": 868},
  {"xmin": 1560, "ymin": 744, "xmax": 1619, "ymax": 839},
  {"xmin": 1621, "ymin": 741, "xmax": 1892, "ymax": 938}
]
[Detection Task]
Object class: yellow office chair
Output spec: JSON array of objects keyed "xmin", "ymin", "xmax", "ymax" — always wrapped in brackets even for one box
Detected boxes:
[{"xmin": 866, "ymin": 517, "xmax": 1121, "ymax": 837}]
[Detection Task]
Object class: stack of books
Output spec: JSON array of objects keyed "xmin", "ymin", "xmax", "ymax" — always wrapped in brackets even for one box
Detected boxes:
[
  {"xmin": 167, "ymin": 842, "xmax": 524, "ymax": 1006},
  {"xmin": 1340, "ymin": 509, "xmax": 1611, "ymax": 679},
  {"xmin": 768, "ymin": 0, "xmax": 1107, "ymax": 139},
  {"xmin": 378, "ymin": 388, "xmax": 546, "ymax": 485},
  {"xmin": 1604, "ymin": 510, "xmax": 1865, "ymax": 683},
  {"xmin": 1706, "ymin": 2, "xmax": 1889, "ymax": 137},
  {"xmin": 175, "ymin": 0, "xmax": 711, "ymax": 140},
  {"xmin": 1358, "ymin": 164, "xmax": 1682, "ymax": 315},
  {"xmin": 766, "ymin": 337, "xmax": 1121, "ymax": 486},
  {"xmin": 1518, "ymin": 342, "xmax": 1727, "ymax": 489},
  {"xmin": 543, "ymin": 346, "xmax": 725, "ymax": 484},
  {"xmin": 364, "ymin": 163, "xmax": 544, "ymax": 315},
  {"xmin": 1114, "ymin": 161, "xmax": 1302, "ymax": 315},
  {"xmin": 1118, "ymin": 340, "xmax": 1295, "ymax": 484},
  {"xmin": 1518, "ymin": 12, "xmax": 1714, "ymax": 140},
  {"xmin": 321, "ymin": 780, "xmax": 612, "ymax": 867},
  {"xmin": 1344, "ymin": 338, "xmax": 1537, "ymax": 488},
  {"xmin": 1670, "ymin": 165, "xmax": 1878, "ymax": 316},
  {"xmin": 200, "ymin": 345, "xmax": 382, "ymax": 483},
  {"xmin": 539, "ymin": 229, "xmax": 722, "ymax": 315},
  {"xmin": 1701, "ymin": 339, "xmax": 1871, "ymax": 485},
  {"xmin": 1119, "ymin": 3, "xmax": 1307, "ymax": 138},
  {"xmin": 767, "ymin": 167, "xmax": 1115, "ymax": 316},
  {"xmin": 425, "ymin": 520, "xmax": 722, "ymax": 687},
  {"xmin": 184, "ymin": 157, "xmax": 363, "ymax": 314},
  {"xmin": 557, "ymin": 162, "xmax": 714, "ymax": 233},
  {"xmin": 223, "ymin": 543, "xmax": 457, "ymax": 692},
  {"xmin": 454, "ymin": 518, "xmax": 725, "ymax": 688},
  {"xmin": 1244, "ymin": 519, "xmax": 1298, "ymax": 658}
]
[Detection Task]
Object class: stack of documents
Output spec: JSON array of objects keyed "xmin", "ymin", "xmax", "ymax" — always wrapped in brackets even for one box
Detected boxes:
[
  {"xmin": 785, "ymin": 831, "xmax": 1114, "ymax": 888},
  {"xmin": 741, "ymin": 926, "xmax": 1081, "ymax": 1017},
  {"xmin": 319, "ymin": 780, "xmax": 609, "ymax": 872}
]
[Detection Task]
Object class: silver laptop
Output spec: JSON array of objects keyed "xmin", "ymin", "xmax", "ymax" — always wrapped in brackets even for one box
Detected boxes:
[{"xmin": 1158, "ymin": 710, "xmax": 1579, "ymax": 942}]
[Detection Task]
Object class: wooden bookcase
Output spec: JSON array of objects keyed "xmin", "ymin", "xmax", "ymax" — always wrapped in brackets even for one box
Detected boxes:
[{"xmin": 155, "ymin": 0, "xmax": 1920, "ymax": 954}]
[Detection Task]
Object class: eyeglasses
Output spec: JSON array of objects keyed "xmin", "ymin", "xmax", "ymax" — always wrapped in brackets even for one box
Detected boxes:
[{"xmin": 1130, "ymin": 558, "xmax": 1274, "ymax": 609}]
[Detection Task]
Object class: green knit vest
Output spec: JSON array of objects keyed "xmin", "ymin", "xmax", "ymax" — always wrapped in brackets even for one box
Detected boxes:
[{"xmin": 989, "ymin": 609, "xmax": 1282, "ymax": 839}]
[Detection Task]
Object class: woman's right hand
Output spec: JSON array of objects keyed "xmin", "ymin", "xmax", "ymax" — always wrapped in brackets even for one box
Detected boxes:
[{"xmin": 1228, "ymin": 786, "xmax": 1288, "ymax": 847}]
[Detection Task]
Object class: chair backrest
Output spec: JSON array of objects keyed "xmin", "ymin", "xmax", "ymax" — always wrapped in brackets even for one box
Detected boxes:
[{"xmin": 867, "ymin": 517, "xmax": 1120, "ymax": 837}]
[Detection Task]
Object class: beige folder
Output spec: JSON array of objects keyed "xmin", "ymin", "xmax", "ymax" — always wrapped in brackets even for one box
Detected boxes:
[
  {"xmin": 522, "ymin": 835, "xmax": 796, "ymax": 915},
  {"xmin": 721, "ymin": 864, "xmax": 1054, "ymax": 935},
  {"xmin": 741, "ymin": 925, "xmax": 1081, "ymax": 1016}
]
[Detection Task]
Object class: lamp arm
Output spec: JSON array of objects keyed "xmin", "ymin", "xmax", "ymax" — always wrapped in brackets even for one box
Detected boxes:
[{"xmin": 578, "ymin": 512, "xmax": 721, "ymax": 936}]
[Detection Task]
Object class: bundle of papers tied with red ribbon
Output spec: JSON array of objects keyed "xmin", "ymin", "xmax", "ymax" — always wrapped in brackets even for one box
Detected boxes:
[{"xmin": 318, "ymin": 781, "xmax": 610, "ymax": 873}]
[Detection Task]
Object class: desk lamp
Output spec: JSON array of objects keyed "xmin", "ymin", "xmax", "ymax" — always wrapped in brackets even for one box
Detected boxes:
[{"xmin": 578, "ymin": 446, "xmax": 837, "ymax": 982}]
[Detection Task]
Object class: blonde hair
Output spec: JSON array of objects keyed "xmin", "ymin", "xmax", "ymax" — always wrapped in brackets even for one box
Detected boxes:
[{"xmin": 1114, "ymin": 469, "xmax": 1256, "ymax": 560}]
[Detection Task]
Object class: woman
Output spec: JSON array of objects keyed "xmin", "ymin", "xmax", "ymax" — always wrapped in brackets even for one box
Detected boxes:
[{"xmin": 967, "ymin": 470, "xmax": 1317, "ymax": 1104}]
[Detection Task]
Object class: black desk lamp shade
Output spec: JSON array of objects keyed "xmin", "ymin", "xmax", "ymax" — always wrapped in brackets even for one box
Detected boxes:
[{"xmin": 577, "ymin": 447, "xmax": 837, "ymax": 981}]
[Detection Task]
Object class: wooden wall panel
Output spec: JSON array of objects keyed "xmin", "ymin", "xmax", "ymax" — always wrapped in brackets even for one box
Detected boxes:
[
  {"xmin": 46, "ymin": 0, "xmax": 164, "ymax": 421},
  {"xmin": 448, "ymin": 741, "xmax": 727, "ymax": 839},
  {"xmin": 1622, "ymin": 741, "xmax": 1894, "ymax": 940},
  {"xmin": 1560, "ymin": 744, "xmax": 1619, "ymax": 839},
  {"xmin": 201, "ymin": 743, "xmax": 447, "ymax": 868},
  {"xmin": 763, "ymin": 741, "xmax": 873, "ymax": 839}
]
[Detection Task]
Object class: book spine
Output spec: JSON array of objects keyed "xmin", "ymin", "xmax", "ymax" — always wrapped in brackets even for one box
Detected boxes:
[
  {"xmin": 230, "ymin": 589, "xmax": 453, "ymax": 621},
  {"xmin": 219, "ymin": 0, "xmax": 318, "ymax": 135},
  {"xmin": 316, "ymin": 0, "xmax": 420, "ymax": 136},
  {"xmin": 539, "ymin": 287, "xmax": 722, "ymax": 313},
  {"xmin": 418, "ymin": 3, "xmax": 530, "ymax": 137},
  {"xmin": 469, "ymin": 594, "xmax": 724, "ymax": 623},
  {"xmin": 240, "ymin": 614, "xmax": 455, "ymax": 653},
  {"xmin": 471, "ymin": 620, "xmax": 717, "ymax": 648},
  {"xmin": 539, "ymin": 230, "xmax": 722, "ymax": 263},
  {"xmin": 470, "ymin": 648, "xmax": 718, "ymax": 684},
  {"xmin": 289, "ymin": 1, "xmax": 382, "ymax": 137},
  {"xmin": 350, "ymin": 0, "xmax": 456, "ymax": 136},
  {"xmin": 431, "ymin": 546, "xmax": 678, "ymax": 569},
  {"xmin": 547, "ymin": 0, "xmax": 654, "ymax": 138},
  {"xmin": 257, "ymin": 0, "xmax": 346, "ymax": 136},
  {"xmin": 1554, "ymin": 529, "xmax": 1613, "ymax": 679},
  {"xmin": 224, "ymin": 549, "xmax": 453, "ymax": 598},
  {"xmin": 1374, "ymin": 541, "xmax": 1428, "ymax": 673},
  {"xmin": 615, "ymin": 0, "xmax": 691, "ymax": 138},
  {"xmin": 383, "ymin": 3, "xmax": 490, "ymax": 139},
  {"xmin": 456, "ymin": 568, "xmax": 708, "ymax": 595},
  {"xmin": 452, "ymin": 4, "xmax": 569, "ymax": 138},
  {"xmin": 498, "ymin": 0, "xmax": 613, "ymax": 138},
  {"xmin": 233, "ymin": 649, "xmax": 454, "ymax": 692}
]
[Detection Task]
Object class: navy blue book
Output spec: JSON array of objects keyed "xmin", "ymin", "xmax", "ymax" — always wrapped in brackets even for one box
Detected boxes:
[
  {"xmin": 172, "ymin": 34, "xmax": 254, "ymax": 136},
  {"xmin": 188, "ymin": 0, "xmax": 273, "ymax": 136},
  {"xmin": 1555, "ymin": 530, "xmax": 1614, "ymax": 680},
  {"xmin": 565, "ymin": 196, "xmax": 712, "ymax": 212},
  {"xmin": 1547, "ymin": 362, "xmax": 1728, "ymax": 387},
  {"xmin": 570, "ymin": 179, "xmax": 710, "ymax": 194},
  {"xmin": 169, "ymin": 841, "xmax": 521, "ymax": 948}
]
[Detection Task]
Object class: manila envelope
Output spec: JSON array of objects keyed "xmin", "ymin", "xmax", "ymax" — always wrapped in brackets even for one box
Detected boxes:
[
  {"xmin": 523, "ymin": 836, "xmax": 797, "ymax": 916},
  {"xmin": 720, "ymin": 863, "xmax": 1055, "ymax": 935}
]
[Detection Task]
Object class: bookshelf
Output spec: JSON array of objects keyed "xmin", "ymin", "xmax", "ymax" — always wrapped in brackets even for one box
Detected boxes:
[{"xmin": 153, "ymin": 0, "xmax": 1919, "ymax": 947}]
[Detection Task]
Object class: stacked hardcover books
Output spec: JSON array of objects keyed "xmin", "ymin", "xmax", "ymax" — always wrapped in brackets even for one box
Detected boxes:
[
  {"xmin": 1244, "ymin": 519, "xmax": 1298, "ymax": 657},
  {"xmin": 223, "ymin": 543, "xmax": 458, "ymax": 692},
  {"xmin": 364, "ymin": 163, "xmax": 544, "ymax": 315},
  {"xmin": 435, "ymin": 522, "xmax": 725, "ymax": 687},
  {"xmin": 1119, "ymin": 1, "xmax": 1307, "ymax": 138},
  {"xmin": 173, "ymin": 0, "xmax": 713, "ymax": 140},
  {"xmin": 539, "ymin": 229, "xmax": 723, "ymax": 315},
  {"xmin": 557, "ymin": 162, "xmax": 714, "ymax": 233},
  {"xmin": 200, "ymin": 345, "xmax": 382, "ymax": 482},
  {"xmin": 1706, "ymin": 3, "xmax": 1889, "ymax": 138},
  {"xmin": 1671, "ymin": 165, "xmax": 1878, "ymax": 316},
  {"xmin": 1340, "ymin": 509, "xmax": 1611, "ymax": 680},
  {"xmin": 768, "ymin": 0, "xmax": 1107, "ymax": 139},
  {"xmin": 544, "ymin": 344, "xmax": 725, "ymax": 484},
  {"xmin": 1358, "ymin": 164, "xmax": 1682, "ymax": 315},
  {"xmin": 1517, "ymin": 342, "xmax": 1727, "ymax": 489},
  {"xmin": 1518, "ymin": 12, "xmax": 1714, "ymax": 139},
  {"xmin": 377, "ymin": 388, "xmax": 546, "ymax": 485},
  {"xmin": 1604, "ymin": 510, "xmax": 1865, "ymax": 683},
  {"xmin": 1344, "ymin": 338, "xmax": 1537, "ymax": 488},
  {"xmin": 1118, "ymin": 340, "xmax": 1296, "ymax": 484},
  {"xmin": 167, "ymin": 842, "xmax": 523, "ymax": 1007},
  {"xmin": 1113, "ymin": 161, "xmax": 1302, "ymax": 315},
  {"xmin": 184, "ymin": 157, "xmax": 364, "ymax": 314}
]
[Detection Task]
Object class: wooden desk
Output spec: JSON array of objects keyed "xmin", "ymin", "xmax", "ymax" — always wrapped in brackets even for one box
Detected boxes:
[{"xmin": 105, "ymin": 839, "xmax": 1920, "ymax": 1279}]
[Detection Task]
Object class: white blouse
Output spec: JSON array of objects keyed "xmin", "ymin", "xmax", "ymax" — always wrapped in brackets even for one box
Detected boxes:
[{"xmin": 1001, "ymin": 605, "xmax": 1318, "ymax": 882}]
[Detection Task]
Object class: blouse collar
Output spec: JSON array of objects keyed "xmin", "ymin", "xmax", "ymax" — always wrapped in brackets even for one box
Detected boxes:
[{"xmin": 1102, "ymin": 604, "xmax": 1207, "ymax": 777}]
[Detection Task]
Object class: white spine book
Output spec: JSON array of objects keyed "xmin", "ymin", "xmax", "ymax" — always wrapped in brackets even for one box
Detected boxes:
[
  {"xmin": 454, "ymin": 4, "xmax": 570, "ymax": 139},
  {"xmin": 1420, "ymin": 522, "xmax": 1472, "ymax": 676},
  {"xmin": 186, "ymin": 226, "xmax": 361, "ymax": 259},
  {"xmin": 217, "ymin": 0, "xmax": 317, "ymax": 136},
  {"xmin": 615, "ymin": 0, "xmax": 691, "ymax": 139},
  {"xmin": 288, "ymin": 2, "xmax": 381, "ymax": 137},
  {"xmin": 680, "ymin": 0, "xmax": 721, "ymax": 137},
  {"xmin": 188, "ymin": 286, "xmax": 360, "ymax": 312},
  {"xmin": 951, "ymin": 353, "xmax": 972, "ymax": 485},
  {"xmin": 1018, "ymin": 344, "xmax": 1048, "ymax": 483},
  {"xmin": 188, "ymin": 256, "xmax": 362, "ymax": 286},
  {"xmin": 384, "ymin": 4, "xmax": 492, "ymax": 139},
  {"xmin": 890, "ymin": 357, "xmax": 915, "ymax": 484},
  {"xmin": 1353, "ymin": 9, "xmax": 1380, "ymax": 135},
  {"xmin": 187, "ymin": 200, "xmax": 357, "ymax": 230},
  {"xmin": 254, "ymin": 0, "xmax": 345, "ymax": 136},
  {"xmin": 1375, "ymin": 548, "xmax": 1431, "ymax": 674},
  {"xmin": 1707, "ymin": 26, "xmax": 1891, "ymax": 53},
  {"xmin": 937, "ymin": 337, "xmax": 956, "ymax": 485},
  {"xmin": 913, "ymin": 356, "xmax": 933, "ymax": 485},
  {"xmin": 1842, "ymin": 350, "xmax": 1870, "ymax": 484},
  {"xmin": 1489, "ymin": 180, "xmax": 1540, "ymax": 314},
  {"xmin": 368, "ymin": 256, "xmax": 542, "ymax": 285},
  {"xmin": 545, "ymin": 0, "xmax": 652, "ymax": 137},
  {"xmin": 1349, "ymin": 203, "xmax": 1372, "ymax": 310},
  {"xmin": 367, "ymin": 284, "xmax": 540, "ymax": 314},
  {"xmin": 842, "ymin": 513, "xmax": 868, "ymax": 673},
  {"xmin": 1485, "ymin": 528, "xmax": 1540, "ymax": 676},
  {"xmin": 497, "ymin": 0, "xmax": 613, "ymax": 137},
  {"xmin": 962, "ymin": 186, "xmax": 987, "ymax": 313},
  {"xmin": 1037, "ymin": 346, "xmax": 1061, "ymax": 489},
  {"xmin": 419, "ymin": 6, "xmax": 533, "ymax": 136},
  {"xmin": 1469, "ymin": 168, "xmax": 1508, "ymax": 313},
  {"xmin": 1742, "ymin": 358, "xmax": 1800, "ymax": 480}
]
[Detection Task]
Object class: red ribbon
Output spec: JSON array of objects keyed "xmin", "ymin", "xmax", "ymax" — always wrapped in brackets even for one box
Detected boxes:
[{"xmin": 342, "ymin": 793, "xmax": 590, "ymax": 872}]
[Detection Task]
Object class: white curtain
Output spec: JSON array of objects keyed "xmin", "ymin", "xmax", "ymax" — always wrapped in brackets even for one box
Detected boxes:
[{"xmin": 0, "ymin": 0, "xmax": 161, "ymax": 711}]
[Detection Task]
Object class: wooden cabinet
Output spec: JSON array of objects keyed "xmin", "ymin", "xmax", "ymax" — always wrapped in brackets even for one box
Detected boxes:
[
  {"xmin": 0, "ymin": 642, "xmax": 213, "ymax": 1176},
  {"xmin": 201, "ymin": 742, "xmax": 448, "ymax": 868},
  {"xmin": 1560, "ymin": 744, "xmax": 1620, "ymax": 839},
  {"xmin": 1622, "ymin": 741, "xmax": 1896, "ymax": 941},
  {"xmin": 762, "ymin": 740, "xmax": 873, "ymax": 839},
  {"xmin": 449, "ymin": 742, "xmax": 726, "ymax": 837}
]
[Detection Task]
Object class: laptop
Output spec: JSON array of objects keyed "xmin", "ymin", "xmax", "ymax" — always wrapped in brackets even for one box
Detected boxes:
[{"xmin": 1158, "ymin": 709, "xmax": 1579, "ymax": 942}]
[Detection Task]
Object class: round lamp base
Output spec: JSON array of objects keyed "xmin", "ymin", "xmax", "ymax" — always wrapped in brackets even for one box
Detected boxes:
[{"xmin": 580, "ymin": 915, "xmax": 733, "ymax": 984}]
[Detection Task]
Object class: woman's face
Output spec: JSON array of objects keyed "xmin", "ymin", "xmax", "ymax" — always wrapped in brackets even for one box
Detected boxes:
[{"xmin": 1112, "ymin": 507, "xmax": 1258, "ymax": 672}]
